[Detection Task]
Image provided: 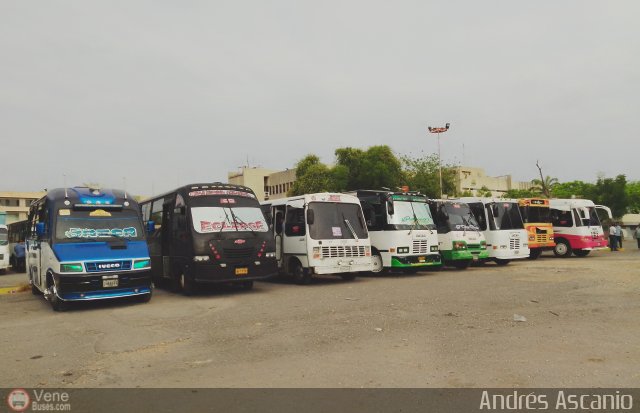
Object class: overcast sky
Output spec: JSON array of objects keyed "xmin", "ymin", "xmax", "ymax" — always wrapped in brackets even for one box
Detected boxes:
[{"xmin": 2, "ymin": 1, "xmax": 638, "ymax": 196}]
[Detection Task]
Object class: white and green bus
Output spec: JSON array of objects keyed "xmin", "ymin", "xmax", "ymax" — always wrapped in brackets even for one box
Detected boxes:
[
  {"xmin": 428, "ymin": 200, "xmax": 489, "ymax": 269},
  {"xmin": 349, "ymin": 190, "xmax": 441, "ymax": 273}
]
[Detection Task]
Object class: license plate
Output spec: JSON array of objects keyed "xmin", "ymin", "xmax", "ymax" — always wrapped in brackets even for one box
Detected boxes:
[
  {"xmin": 418, "ymin": 256, "xmax": 425, "ymax": 263},
  {"xmin": 472, "ymin": 255, "xmax": 479, "ymax": 261},
  {"xmin": 235, "ymin": 267, "xmax": 248, "ymax": 276},
  {"xmin": 103, "ymin": 279, "xmax": 118, "ymax": 288}
]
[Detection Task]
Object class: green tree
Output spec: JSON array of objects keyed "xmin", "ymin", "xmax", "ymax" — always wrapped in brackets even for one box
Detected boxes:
[
  {"xmin": 551, "ymin": 181, "xmax": 596, "ymax": 199},
  {"xmin": 401, "ymin": 153, "xmax": 457, "ymax": 198},
  {"xmin": 477, "ymin": 185, "xmax": 493, "ymax": 197},
  {"xmin": 291, "ymin": 155, "xmax": 334, "ymax": 195},
  {"xmin": 530, "ymin": 176, "xmax": 559, "ymax": 197},
  {"xmin": 626, "ymin": 181, "xmax": 640, "ymax": 214},
  {"xmin": 335, "ymin": 145, "xmax": 403, "ymax": 190},
  {"xmin": 592, "ymin": 174, "xmax": 628, "ymax": 218}
]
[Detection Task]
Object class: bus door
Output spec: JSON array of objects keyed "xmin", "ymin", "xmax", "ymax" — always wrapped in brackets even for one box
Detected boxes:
[
  {"xmin": 27, "ymin": 204, "xmax": 47, "ymax": 288},
  {"xmin": 161, "ymin": 199, "xmax": 174, "ymax": 278},
  {"xmin": 283, "ymin": 201, "xmax": 307, "ymax": 267},
  {"xmin": 273, "ymin": 206, "xmax": 285, "ymax": 268}
]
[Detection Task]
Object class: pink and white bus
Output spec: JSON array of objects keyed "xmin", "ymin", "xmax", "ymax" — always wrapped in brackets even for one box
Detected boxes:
[{"xmin": 549, "ymin": 199, "xmax": 611, "ymax": 257}]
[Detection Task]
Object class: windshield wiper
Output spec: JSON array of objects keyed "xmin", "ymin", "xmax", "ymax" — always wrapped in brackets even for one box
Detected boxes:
[
  {"xmin": 219, "ymin": 207, "xmax": 233, "ymax": 233},
  {"xmin": 342, "ymin": 213, "xmax": 359, "ymax": 241},
  {"xmin": 228, "ymin": 208, "xmax": 257, "ymax": 236}
]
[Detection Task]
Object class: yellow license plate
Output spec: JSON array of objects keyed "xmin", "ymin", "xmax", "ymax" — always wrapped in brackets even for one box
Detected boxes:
[
  {"xmin": 418, "ymin": 256, "xmax": 425, "ymax": 263},
  {"xmin": 235, "ymin": 267, "xmax": 249, "ymax": 276},
  {"xmin": 103, "ymin": 279, "xmax": 118, "ymax": 288}
]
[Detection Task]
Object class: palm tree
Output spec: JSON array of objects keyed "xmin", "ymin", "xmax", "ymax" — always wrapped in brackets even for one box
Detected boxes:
[{"xmin": 530, "ymin": 176, "xmax": 559, "ymax": 198}]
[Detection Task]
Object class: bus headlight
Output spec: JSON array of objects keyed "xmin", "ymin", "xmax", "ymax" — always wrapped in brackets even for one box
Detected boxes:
[
  {"xmin": 193, "ymin": 256, "xmax": 210, "ymax": 262},
  {"xmin": 452, "ymin": 241, "xmax": 467, "ymax": 250},
  {"xmin": 265, "ymin": 252, "xmax": 276, "ymax": 258},
  {"xmin": 133, "ymin": 259, "xmax": 151, "ymax": 269},
  {"xmin": 430, "ymin": 245, "xmax": 439, "ymax": 252},
  {"xmin": 529, "ymin": 235, "xmax": 535, "ymax": 241},
  {"xmin": 480, "ymin": 241, "xmax": 487, "ymax": 250},
  {"xmin": 60, "ymin": 263, "xmax": 83, "ymax": 272},
  {"xmin": 313, "ymin": 247, "xmax": 321, "ymax": 259},
  {"xmin": 397, "ymin": 247, "xmax": 410, "ymax": 254}
]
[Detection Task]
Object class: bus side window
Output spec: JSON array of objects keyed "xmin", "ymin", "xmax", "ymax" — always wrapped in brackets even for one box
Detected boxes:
[
  {"xmin": 150, "ymin": 199, "xmax": 164, "ymax": 232},
  {"xmin": 141, "ymin": 203, "xmax": 151, "ymax": 223},
  {"xmin": 285, "ymin": 207, "xmax": 306, "ymax": 236},
  {"xmin": 37, "ymin": 204, "xmax": 49, "ymax": 240},
  {"xmin": 551, "ymin": 209, "xmax": 572, "ymax": 227}
]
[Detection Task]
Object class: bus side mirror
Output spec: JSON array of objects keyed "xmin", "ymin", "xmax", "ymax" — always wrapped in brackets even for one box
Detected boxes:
[
  {"xmin": 306, "ymin": 209, "xmax": 314, "ymax": 225},
  {"xmin": 36, "ymin": 222, "xmax": 46, "ymax": 237},
  {"xmin": 147, "ymin": 221, "xmax": 155, "ymax": 233},
  {"xmin": 387, "ymin": 199, "xmax": 394, "ymax": 215}
]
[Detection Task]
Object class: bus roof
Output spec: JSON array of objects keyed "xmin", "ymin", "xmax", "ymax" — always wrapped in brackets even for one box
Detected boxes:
[
  {"xmin": 141, "ymin": 183, "xmax": 256, "ymax": 205},
  {"xmin": 262, "ymin": 193, "xmax": 360, "ymax": 206},
  {"xmin": 39, "ymin": 187, "xmax": 136, "ymax": 208},
  {"xmin": 457, "ymin": 197, "xmax": 519, "ymax": 204}
]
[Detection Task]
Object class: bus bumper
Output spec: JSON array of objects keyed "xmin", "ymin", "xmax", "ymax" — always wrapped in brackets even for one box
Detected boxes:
[
  {"xmin": 54, "ymin": 270, "xmax": 152, "ymax": 301},
  {"xmin": 391, "ymin": 254, "xmax": 441, "ymax": 267},
  {"xmin": 193, "ymin": 259, "xmax": 277, "ymax": 283}
]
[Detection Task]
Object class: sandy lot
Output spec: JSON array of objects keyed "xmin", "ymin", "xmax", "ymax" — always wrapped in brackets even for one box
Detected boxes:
[{"xmin": 1, "ymin": 248, "xmax": 638, "ymax": 388}]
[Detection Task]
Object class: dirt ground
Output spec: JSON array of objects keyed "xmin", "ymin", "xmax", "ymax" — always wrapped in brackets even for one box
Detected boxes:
[{"xmin": 1, "ymin": 248, "xmax": 638, "ymax": 388}]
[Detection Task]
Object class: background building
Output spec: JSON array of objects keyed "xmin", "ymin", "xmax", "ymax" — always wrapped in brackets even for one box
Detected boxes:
[
  {"xmin": 455, "ymin": 166, "xmax": 531, "ymax": 197},
  {"xmin": 228, "ymin": 167, "xmax": 296, "ymax": 201},
  {"xmin": 0, "ymin": 191, "xmax": 46, "ymax": 224}
]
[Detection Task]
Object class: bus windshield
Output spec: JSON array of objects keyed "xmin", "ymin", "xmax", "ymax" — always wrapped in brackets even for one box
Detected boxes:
[
  {"xmin": 388, "ymin": 201, "xmax": 436, "ymax": 229},
  {"xmin": 584, "ymin": 207, "xmax": 601, "ymax": 227},
  {"xmin": 522, "ymin": 206, "xmax": 551, "ymax": 223},
  {"xmin": 308, "ymin": 202, "xmax": 368, "ymax": 240},
  {"xmin": 441, "ymin": 203, "xmax": 480, "ymax": 231},
  {"xmin": 55, "ymin": 210, "xmax": 144, "ymax": 242},
  {"xmin": 191, "ymin": 206, "xmax": 268, "ymax": 233},
  {"xmin": 0, "ymin": 228, "xmax": 7, "ymax": 246},
  {"xmin": 491, "ymin": 202, "xmax": 524, "ymax": 230}
]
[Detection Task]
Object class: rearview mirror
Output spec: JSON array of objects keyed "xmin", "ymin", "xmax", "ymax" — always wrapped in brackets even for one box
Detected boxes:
[
  {"xmin": 387, "ymin": 198, "xmax": 394, "ymax": 215},
  {"xmin": 147, "ymin": 220, "xmax": 155, "ymax": 234},
  {"xmin": 306, "ymin": 209, "xmax": 314, "ymax": 225},
  {"xmin": 36, "ymin": 222, "xmax": 46, "ymax": 237}
]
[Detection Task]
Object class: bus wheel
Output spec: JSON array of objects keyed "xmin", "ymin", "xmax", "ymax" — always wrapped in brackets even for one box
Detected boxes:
[
  {"xmin": 48, "ymin": 283, "xmax": 68, "ymax": 312},
  {"xmin": 371, "ymin": 254, "xmax": 383, "ymax": 273},
  {"xmin": 180, "ymin": 271, "xmax": 196, "ymax": 296},
  {"xmin": 495, "ymin": 259, "xmax": 510, "ymax": 266},
  {"xmin": 528, "ymin": 249, "xmax": 542, "ymax": 260},
  {"xmin": 452, "ymin": 260, "xmax": 471, "ymax": 270},
  {"xmin": 553, "ymin": 240, "xmax": 572, "ymax": 257},
  {"xmin": 291, "ymin": 260, "xmax": 311, "ymax": 285},
  {"xmin": 573, "ymin": 249, "xmax": 590, "ymax": 257}
]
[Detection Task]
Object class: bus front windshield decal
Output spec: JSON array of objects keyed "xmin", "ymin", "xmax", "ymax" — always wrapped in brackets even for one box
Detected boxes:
[
  {"xmin": 191, "ymin": 207, "xmax": 269, "ymax": 233},
  {"xmin": 199, "ymin": 220, "xmax": 265, "ymax": 233},
  {"xmin": 65, "ymin": 227, "xmax": 138, "ymax": 239}
]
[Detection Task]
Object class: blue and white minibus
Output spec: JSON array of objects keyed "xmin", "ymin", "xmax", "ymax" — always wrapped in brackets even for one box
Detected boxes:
[
  {"xmin": 26, "ymin": 187, "xmax": 153, "ymax": 311},
  {"xmin": 0, "ymin": 224, "xmax": 9, "ymax": 273}
]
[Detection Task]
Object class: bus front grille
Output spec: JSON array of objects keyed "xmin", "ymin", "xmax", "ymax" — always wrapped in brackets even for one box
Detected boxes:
[
  {"xmin": 412, "ymin": 240, "xmax": 429, "ymax": 254},
  {"xmin": 85, "ymin": 260, "xmax": 132, "ymax": 272},
  {"xmin": 510, "ymin": 239, "xmax": 520, "ymax": 250},
  {"xmin": 321, "ymin": 246, "xmax": 366, "ymax": 258},
  {"xmin": 223, "ymin": 247, "xmax": 254, "ymax": 259},
  {"xmin": 467, "ymin": 244, "xmax": 481, "ymax": 250},
  {"xmin": 536, "ymin": 234, "xmax": 548, "ymax": 243}
]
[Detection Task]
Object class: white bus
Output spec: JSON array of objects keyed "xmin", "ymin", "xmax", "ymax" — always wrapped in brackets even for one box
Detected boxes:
[
  {"xmin": 549, "ymin": 199, "xmax": 611, "ymax": 257},
  {"xmin": 261, "ymin": 193, "xmax": 373, "ymax": 284},
  {"xmin": 348, "ymin": 190, "xmax": 441, "ymax": 273},
  {"xmin": 459, "ymin": 197, "xmax": 530, "ymax": 265},
  {"xmin": 0, "ymin": 224, "xmax": 9, "ymax": 273}
]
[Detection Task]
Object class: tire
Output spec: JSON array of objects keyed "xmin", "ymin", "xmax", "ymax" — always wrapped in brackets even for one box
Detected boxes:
[
  {"xmin": 179, "ymin": 270, "xmax": 196, "ymax": 296},
  {"xmin": 48, "ymin": 283, "xmax": 68, "ymax": 312},
  {"xmin": 573, "ymin": 249, "xmax": 590, "ymax": 257},
  {"xmin": 451, "ymin": 260, "xmax": 471, "ymax": 270},
  {"xmin": 291, "ymin": 260, "xmax": 311, "ymax": 285},
  {"xmin": 136, "ymin": 290, "xmax": 152, "ymax": 303},
  {"xmin": 553, "ymin": 240, "xmax": 572, "ymax": 257},
  {"xmin": 370, "ymin": 253, "xmax": 384, "ymax": 273},
  {"xmin": 528, "ymin": 249, "xmax": 542, "ymax": 260},
  {"xmin": 495, "ymin": 258, "xmax": 510, "ymax": 266},
  {"xmin": 340, "ymin": 273, "xmax": 356, "ymax": 281}
]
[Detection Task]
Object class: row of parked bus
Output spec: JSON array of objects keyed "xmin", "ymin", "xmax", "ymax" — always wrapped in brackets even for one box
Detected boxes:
[{"xmin": 4, "ymin": 183, "xmax": 612, "ymax": 311}]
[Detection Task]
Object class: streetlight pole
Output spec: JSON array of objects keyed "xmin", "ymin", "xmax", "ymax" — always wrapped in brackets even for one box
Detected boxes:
[{"xmin": 428, "ymin": 123, "xmax": 450, "ymax": 198}]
